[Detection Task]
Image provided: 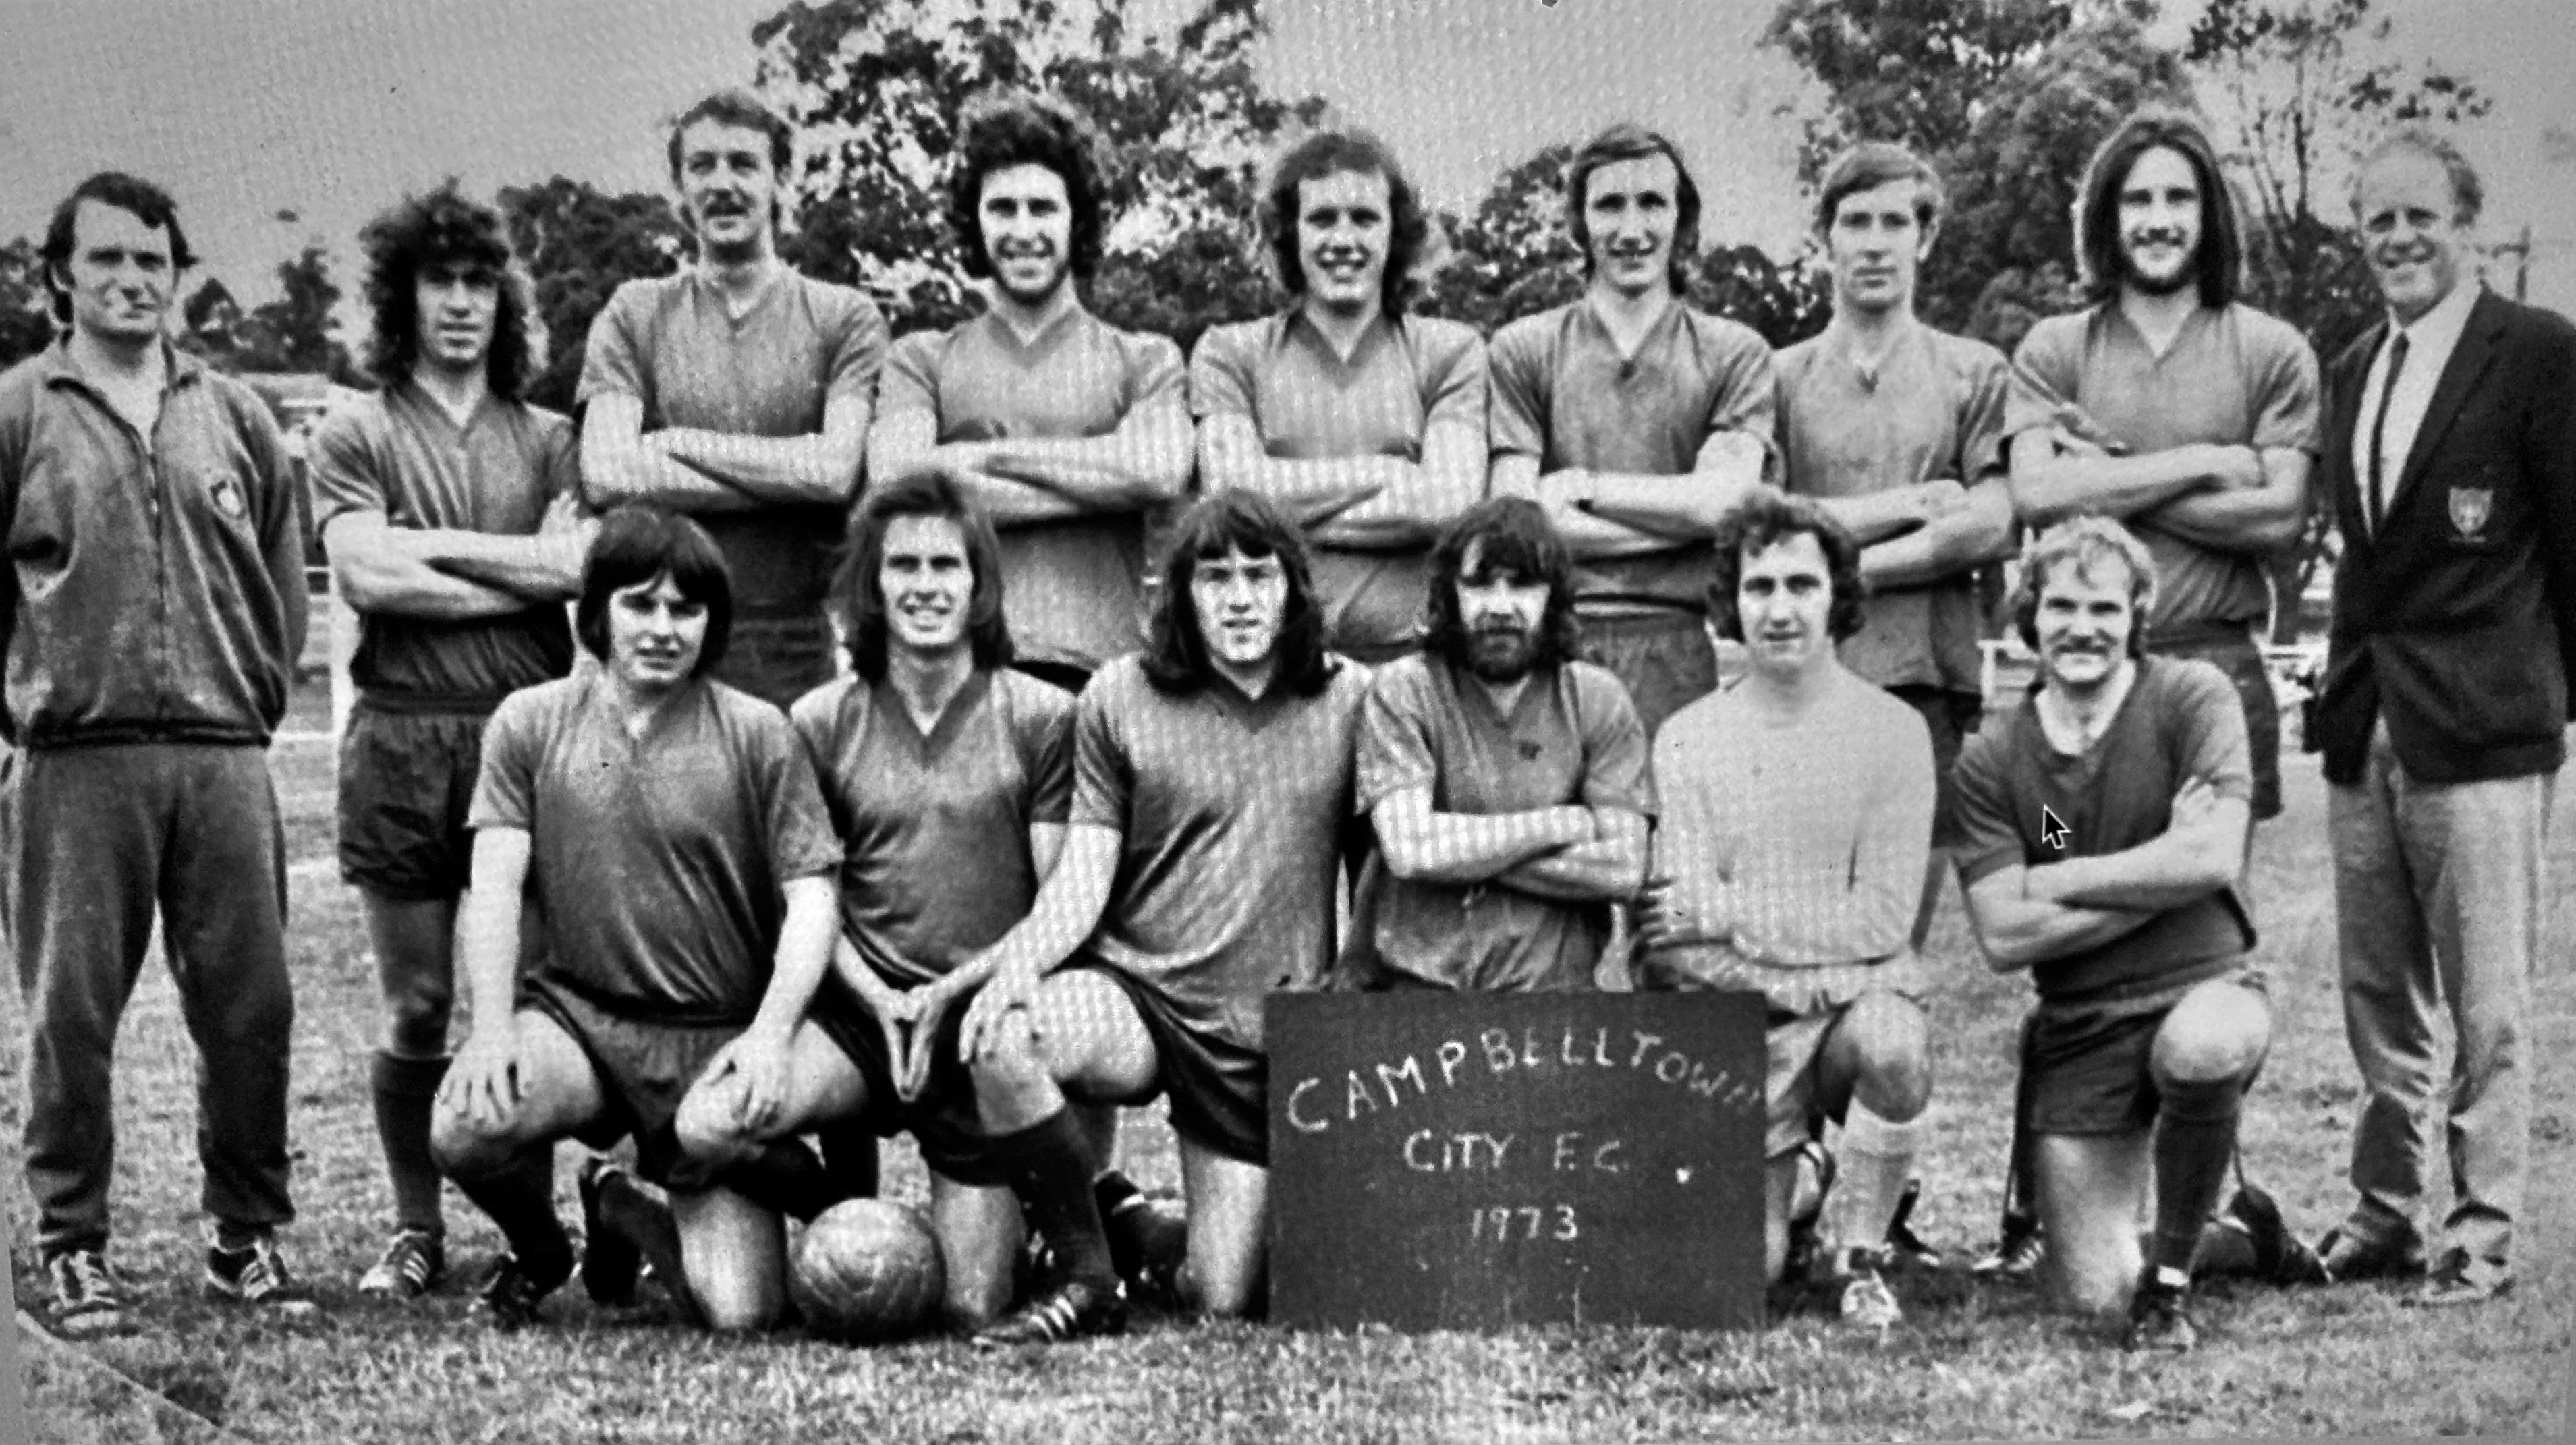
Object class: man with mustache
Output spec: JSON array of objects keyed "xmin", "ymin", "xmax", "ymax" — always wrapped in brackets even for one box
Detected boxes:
[
  {"xmin": 578, "ymin": 89, "xmax": 887, "ymax": 712},
  {"xmin": 2310, "ymin": 129, "xmax": 2576, "ymax": 1305},
  {"xmin": 1980, "ymin": 108, "xmax": 2322, "ymax": 1280},
  {"xmin": 1635, "ymin": 490, "xmax": 1934, "ymax": 1331},
  {"xmin": 1347, "ymin": 496, "xmax": 1653, "ymax": 992},
  {"xmin": 1488, "ymin": 122, "xmax": 1774, "ymax": 741},
  {"xmin": 1951, "ymin": 517, "xmax": 2299, "ymax": 1351},
  {"xmin": 431, "ymin": 507, "xmax": 843, "ymax": 1333},
  {"xmin": 868, "ymin": 91, "xmax": 1190, "ymax": 694},
  {"xmin": 310, "ymin": 182, "xmax": 588, "ymax": 1301},
  {"xmin": 953, "ymin": 492, "xmax": 1372, "ymax": 1343},
  {"xmin": 579, "ymin": 87, "xmax": 889, "ymax": 1203},
  {"xmin": 1192, "ymin": 128, "xmax": 1487, "ymax": 664},
  {"xmin": 2, "ymin": 172, "xmax": 311, "ymax": 1336}
]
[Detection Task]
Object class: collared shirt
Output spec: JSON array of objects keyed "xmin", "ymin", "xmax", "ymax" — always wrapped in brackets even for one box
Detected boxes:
[
  {"xmin": 1951, "ymin": 657, "xmax": 2256, "ymax": 1006},
  {"xmin": 2005, "ymin": 303, "xmax": 2322, "ymax": 635},
  {"xmin": 791, "ymin": 668, "xmax": 1073, "ymax": 988},
  {"xmin": 878, "ymin": 306, "xmax": 1185, "ymax": 671},
  {"xmin": 470, "ymin": 672, "xmax": 842, "ymax": 1022},
  {"xmin": 1355, "ymin": 653, "xmax": 1655, "ymax": 992},
  {"xmin": 1776, "ymin": 321, "xmax": 2011, "ymax": 693},
  {"xmin": 0, "ymin": 341, "xmax": 306, "ymax": 747},
  {"xmin": 1488, "ymin": 299, "xmax": 1776, "ymax": 615},
  {"xmin": 578, "ymin": 268, "xmax": 887, "ymax": 615},
  {"xmin": 1069, "ymin": 654, "xmax": 1371, "ymax": 1050},
  {"xmin": 2353, "ymin": 281, "xmax": 2484, "ymax": 527},
  {"xmin": 1189, "ymin": 310, "xmax": 1486, "ymax": 654},
  {"xmin": 308, "ymin": 382, "xmax": 578, "ymax": 706}
]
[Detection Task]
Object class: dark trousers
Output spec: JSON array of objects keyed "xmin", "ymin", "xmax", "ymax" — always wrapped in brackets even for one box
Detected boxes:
[{"xmin": 12, "ymin": 743, "xmax": 295, "ymax": 1256}]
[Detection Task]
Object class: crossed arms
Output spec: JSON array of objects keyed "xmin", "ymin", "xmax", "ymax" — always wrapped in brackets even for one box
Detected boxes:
[
  {"xmin": 1372, "ymin": 788, "xmax": 1650, "ymax": 902},
  {"xmin": 1198, "ymin": 410, "xmax": 1488, "ymax": 544},
  {"xmin": 323, "ymin": 490, "xmax": 593, "ymax": 621},
  {"xmin": 580, "ymin": 391, "xmax": 869, "ymax": 515},
  {"xmin": 1488, "ymin": 430, "xmax": 1767, "ymax": 558},
  {"xmin": 870, "ymin": 406, "xmax": 1192, "ymax": 526},
  {"xmin": 1960, "ymin": 778, "xmax": 2249, "ymax": 973},
  {"xmin": 2009, "ymin": 410, "xmax": 2312, "ymax": 554}
]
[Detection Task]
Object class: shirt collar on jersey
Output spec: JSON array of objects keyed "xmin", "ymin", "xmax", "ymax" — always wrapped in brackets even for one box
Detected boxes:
[
  {"xmin": 1277, "ymin": 304, "xmax": 1397, "ymax": 370},
  {"xmin": 1571, "ymin": 291, "xmax": 1685, "ymax": 360},
  {"xmin": 868, "ymin": 665, "xmax": 994, "ymax": 756},
  {"xmin": 976, "ymin": 297, "xmax": 1088, "ymax": 360},
  {"xmin": 39, "ymin": 335, "xmax": 208, "ymax": 397}
]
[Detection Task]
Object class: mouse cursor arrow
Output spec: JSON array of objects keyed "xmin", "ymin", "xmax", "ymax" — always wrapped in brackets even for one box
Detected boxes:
[{"xmin": 2040, "ymin": 806, "xmax": 2071, "ymax": 850}]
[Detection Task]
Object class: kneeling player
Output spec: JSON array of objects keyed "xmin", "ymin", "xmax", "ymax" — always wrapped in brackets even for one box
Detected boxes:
[
  {"xmin": 1952, "ymin": 518, "xmax": 2297, "ymax": 1351},
  {"xmin": 674, "ymin": 474, "xmax": 1076, "ymax": 1327},
  {"xmin": 1353, "ymin": 495, "xmax": 1652, "ymax": 990},
  {"xmin": 431, "ymin": 507, "xmax": 843, "ymax": 1331},
  {"xmin": 1637, "ymin": 490, "xmax": 1936, "ymax": 1329},
  {"xmin": 955, "ymin": 492, "xmax": 1371, "ymax": 1343}
]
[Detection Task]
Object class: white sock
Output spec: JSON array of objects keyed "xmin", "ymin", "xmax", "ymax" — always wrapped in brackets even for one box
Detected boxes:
[{"xmin": 1828, "ymin": 1102, "xmax": 1922, "ymax": 1264}]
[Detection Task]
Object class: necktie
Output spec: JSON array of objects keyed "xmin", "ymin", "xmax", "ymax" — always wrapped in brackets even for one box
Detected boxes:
[{"xmin": 2366, "ymin": 332, "xmax": 2410, "ymax": 535}]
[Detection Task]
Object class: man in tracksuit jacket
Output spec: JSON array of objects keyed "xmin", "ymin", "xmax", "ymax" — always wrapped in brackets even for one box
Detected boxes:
[{"xmin": 0, "ymin": 173, "xmax": 312, "ymax": 1337}]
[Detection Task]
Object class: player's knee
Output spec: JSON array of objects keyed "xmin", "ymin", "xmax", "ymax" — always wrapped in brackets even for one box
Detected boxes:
[
  {"xmin": 428, "ymin": 1108, "xmax": 511, "ymax": 1180},
  {"xmin": 672, "ymin": 1083, "xmax": 756, "ymax": 1168},
  {"xmin": 967, "ymin": 1012, "xmax": 1046, "ymax": 1092},
  {"xmin": 1840, "ymin": 994, "xmax": 1932, "ymax": 1120},
  {"xmin": 2151, "ymin": 988, "xmax": 2269, "ymax": 1085},
  {"xmin": 383, "ymin": 984, "xmax": 454, "ymax": 1057}
]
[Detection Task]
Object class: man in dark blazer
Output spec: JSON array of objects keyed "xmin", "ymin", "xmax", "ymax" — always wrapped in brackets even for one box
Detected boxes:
[{"xmin": 2311, "ymin": 126, "xmax": 2576, "ymax": 1306}]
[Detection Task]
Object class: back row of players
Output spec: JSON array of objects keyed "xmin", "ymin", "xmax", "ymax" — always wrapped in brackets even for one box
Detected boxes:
[{"xmin": 11, "ymin": 84, "xmax": 2559, "ymax": 1354}]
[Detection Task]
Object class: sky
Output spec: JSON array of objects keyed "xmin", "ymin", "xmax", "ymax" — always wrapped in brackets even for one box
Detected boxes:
[{"xmin": 5, "ymin": 0, "xmax": 2572, "ymax": 316}]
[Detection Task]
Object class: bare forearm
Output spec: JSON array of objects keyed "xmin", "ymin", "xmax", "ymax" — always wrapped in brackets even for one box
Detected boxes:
[
  {"xmin": 1859, "ymin": 489, "xmax": 2017, "ymax": 590},
  {"xmin": 414, "ymin": 529, "xmax": 585, "ymax": 600},
  {"xmin": 750, "ymin": 879, "xmax": 839, "ymax": 1035},
  {"xmin": 1816, "ymin": 489, "xmax": 1930, "ymax": 546},
  {"xmin": 2027, "ymin": 849, "xmax": 2233, "ymax": 912},
  {"xmin": 985, "ymin": 430, "xmax": 1190, "ymax": 511},
  {"xmin": 1382, "ymin": 805, "xmax": 1592, "ymax": 885},
  {"xmin": 455, "ymin": 888, "xmax": 524, "ymax": 1029},
  {"xmin": 948, "ymin": 468, "xmax": 1090, "ymax": 523},
  {"xmin": 587, "ymin": 446, "xmax": 761, "ymax": 513},
  {"xmin": 662, "ymin": 428, "xmax": 860, "ymax": 507},
  {"xmin": 1494, "ymin": 836, "xmax": 1648, "ymax": 902},
  {"xmin": 1577, "ymin": 470, "xmax": 1760, "ymax": 540},
  {"xmin": 2009, "ymin": 449, "xmax": 2216, "ymax": 528},
  {"xmin": 337, "ymin": 555, "xmax": 534, "ymax": 619},
  {"xmin": 1976, "ymin": 899, "xmax": 2157, "ymax": 971},
  {"xmin": 2142, "ymin": 484, "xmax": 2304, "ymax": 552}
]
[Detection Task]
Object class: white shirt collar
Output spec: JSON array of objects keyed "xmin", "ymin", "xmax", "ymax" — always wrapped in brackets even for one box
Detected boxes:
[{"xmin": 2386, "ymin": 279, "xmax": 2481, "ymax": 360}]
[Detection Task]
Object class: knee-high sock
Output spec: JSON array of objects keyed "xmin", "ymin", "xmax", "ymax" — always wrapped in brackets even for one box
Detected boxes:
[
  {"xmin": 720, "ymin": 1139, "xmax": 838, "ymax": 1224},
  {"xmin": 372, "ymin": 1052, "xmax": 450, "ymax": 1233},
  {"xmin": 2005, "ymin": 1015, "xmax": 2040, "ymax": 1230},
  {"xmin": 2152, "ymin": 1074, "xmax": 2245, "ymax": 1274},
  {"xmin": 997, "ymin": 1107, "xmax": 1114, "ymax": 1287},
  {"xmin": 451, "ymin": 1147, "xmax": 572, "ymax": 1284},
  {"xmin": 814, "ymin": 1122, "xmax": 878, "ymax": 1201},
  {"xmin": 1828, "ymin": 1102, "xmax": 1922, "ymax": 1262}
]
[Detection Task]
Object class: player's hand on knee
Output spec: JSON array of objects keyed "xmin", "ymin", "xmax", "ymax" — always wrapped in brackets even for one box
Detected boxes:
[
  {"xmin": 706, "ymin": 1027, "xmax": 793, "ymax": 1135},
  {"xmin": 959, "ymin": 962, "xmax": 1040, "ymax": 1064},
  {"xmin": 447, "ymin": 1022, "xmax": 523, "ymax": 1131}
]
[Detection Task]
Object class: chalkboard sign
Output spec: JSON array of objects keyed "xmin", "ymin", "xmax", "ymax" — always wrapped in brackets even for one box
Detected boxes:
[{"xmin": 1266, "ymin": 991, "xmax": 1767, "ymax": 1332}]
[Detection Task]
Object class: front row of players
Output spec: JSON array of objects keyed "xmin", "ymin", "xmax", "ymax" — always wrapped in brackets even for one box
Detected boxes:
[{"xmin": 427, "ymin": 478, "xmax": 2312, "ymax": 1352}]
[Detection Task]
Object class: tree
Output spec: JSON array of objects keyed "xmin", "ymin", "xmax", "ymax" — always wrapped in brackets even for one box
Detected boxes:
[
  {"xmin": 0, "ymin": 237, "xmax": 52, "ymax": 369},
  {"xmin": 498, "ymin": 177, "xmax": 688, "ymax": 412},
  {"xmin": 1423, "ymin": 144, "xmax": 1584, "ymax": 335},
  {"xmin": 229, "ymin": 244, "xmax": 353, "ymax": 378},
  {"xmin": 750, "ymin": 0, "xmax": 1324, "ymax": 350},
  {"xmin": 2183, "ymin": 0, "xmax": 2490, "ymax": 637},
  {"xmin": 1764, "ymin": 0, "xmax": 2154, "ymax": 187}
]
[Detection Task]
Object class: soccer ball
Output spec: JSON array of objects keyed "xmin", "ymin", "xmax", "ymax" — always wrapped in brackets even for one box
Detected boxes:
[{"xmin": 789, "ymin": 1199, "xmax": 945, "ymax": 1342}]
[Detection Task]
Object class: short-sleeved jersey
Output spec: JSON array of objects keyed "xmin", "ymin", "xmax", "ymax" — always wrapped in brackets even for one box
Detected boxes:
[
  {"xmin": 2004, "ymin": 304, "xmax": 2321, "ymax": 635},
  {"xmin": 1069, "ymin": 654, "xmax": 1371, "ymax": 1048},
  {"xmin": 877, "ymin": 307, "xmax": 1184, "ymax": 673},
  {"xmin": 1488, "ymin": 300, "xmax": 1776, "ymax": 615},
  {"xmin": 1951, "ymin": 656, "xmax": 2257, "ymax": 1004},
  {"xmin": 1646, "ymin": 670, "xmax": 1934, "ymax": 1004},
  {"xmin": 1776, "ymin": 324, "xmax": 2011, "ymax": 694},
  {"xmin": 470, "ymin": 673, "xmax": 842, "ymax": 1023},
  {"xmin": 1189, "ymin": 311, "xmax": 1487, "ymax": 654},
  {"xmin": 578, "ymin": 269, "xmax": 888, "ymax": 615},
  {"xmin": 1355, "ymin": 653, "xmax": 1655, "ymax": 991},
  {"xmin": 308, "ymin": 384, "xmax": 580, "ymax": 706},
  {"xmin": 791, "ymin": 668, "xmax": 1074, "ymax": 988}
]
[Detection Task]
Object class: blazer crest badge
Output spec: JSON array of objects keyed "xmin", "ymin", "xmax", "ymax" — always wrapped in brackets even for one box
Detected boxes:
[{"xmin": 2448, "ymin": 487, "xmax": 2493, "ymax": 540}]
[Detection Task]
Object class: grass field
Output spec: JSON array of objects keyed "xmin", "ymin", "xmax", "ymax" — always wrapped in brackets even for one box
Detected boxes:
[{"xmin": 3, "ymin": 679, "xmax": 2571, "ymax": 1443}]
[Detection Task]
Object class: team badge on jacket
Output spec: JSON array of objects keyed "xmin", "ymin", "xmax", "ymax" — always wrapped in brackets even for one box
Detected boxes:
[
  {"xmin": 208, "ymin": 475, "xmax": 248, "ymax": 519},
  {"xmin": 2448, "ymin": 487, "xmax": 2493, "ymax": 540}
]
